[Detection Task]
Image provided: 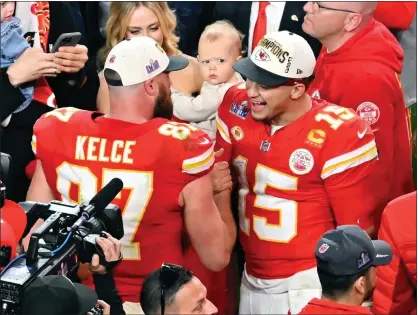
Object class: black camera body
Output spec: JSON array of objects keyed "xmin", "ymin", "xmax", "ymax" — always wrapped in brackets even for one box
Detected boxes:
[{"xmin": 0, "ymin": 179, "xmax": 124, "ymax": 314}]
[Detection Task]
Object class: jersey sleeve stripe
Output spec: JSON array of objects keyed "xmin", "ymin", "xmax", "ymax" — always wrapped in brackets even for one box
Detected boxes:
[
  {"xmin": 321, "ymin": 140, "xmax": 378, "ymax": 179},
  {"xmin": 182, "ymin": 144, "xmax": 215, "ymax": 174},
  {"xmin": 183, "ymin": 158, "xmax": 215, "ymax": 174},
  {"xmin": 31, "ymin": 135, "xmax": 37, "ymax": 155},
  {"xmin": 216, "ymin": 115, "xmax": 231, "ymax": 144}
]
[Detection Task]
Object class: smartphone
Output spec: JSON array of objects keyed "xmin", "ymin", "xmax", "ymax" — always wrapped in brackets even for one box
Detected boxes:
[{"xmin": 51, "ymin": 32, "xmax": 82, "ymax": 53}]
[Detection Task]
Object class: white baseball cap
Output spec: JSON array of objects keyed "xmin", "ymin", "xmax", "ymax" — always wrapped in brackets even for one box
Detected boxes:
[
  {"xmin": 104, "ymin": 36, "xmax": 189, "ymax": 86},
  {"xmin": 233, "ymin": 31, "xmax": 316, "ymax": 87}
]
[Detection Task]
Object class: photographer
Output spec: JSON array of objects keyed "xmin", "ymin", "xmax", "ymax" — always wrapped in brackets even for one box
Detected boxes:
[
  {"xmin": 89, "ymin": 233, "xmax": 125, "ymax": 315},
  {"xmin": 21, "ymin": 275, "xmax": 110, "ymax": 315},
  {"xmin": 19, "ymin": 233, "xmax": 124, "ymax": 315},
  {"xmin": 140, "ymin": 263, "xmax": 218, "ymax": 315}
]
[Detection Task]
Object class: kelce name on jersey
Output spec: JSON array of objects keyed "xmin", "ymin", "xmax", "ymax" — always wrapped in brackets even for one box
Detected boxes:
[{"xmin": 75, "ymin": 136, "xmax": 136, "ymax": 164}]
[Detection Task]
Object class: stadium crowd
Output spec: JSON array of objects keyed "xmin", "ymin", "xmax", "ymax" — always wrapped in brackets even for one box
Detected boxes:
[{"xmin": 0, "ymin": 1, "xmax": 416, "ymax": 315}]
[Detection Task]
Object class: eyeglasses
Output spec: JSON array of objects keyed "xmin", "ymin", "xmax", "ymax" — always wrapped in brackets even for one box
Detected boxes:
[
  {"xmin": 159, "ymin": 263, "xmax": 193, "ymax": 315},
  {"xmin": 312, "ymin": 2, "xmax": 357, "ymax": 13}
]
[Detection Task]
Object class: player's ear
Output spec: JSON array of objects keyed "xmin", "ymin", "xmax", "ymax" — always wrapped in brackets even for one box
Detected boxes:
[
  {"xmin": 290, "ymin": 82, "xmax": 305, "ymax": 100},
  {"xmin": 143, "ymin": 79, "xmax": 158, "ymax": 97},
  {"xmin": 353, "ymin": 275, "xmax": 367, "ymax": 298}
]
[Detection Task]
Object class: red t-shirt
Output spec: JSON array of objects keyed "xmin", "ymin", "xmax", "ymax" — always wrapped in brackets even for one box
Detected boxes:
[
  {"xmin": 215, "ymin": 84, "xmax": 385, "ymax": 279},
  {"xmin": 32, "ymin": 107, "xmax": 215, "ymax": 302},
  {"xmin": 298, "ymin": 298, "xmax": 372, "ymax": 315}
]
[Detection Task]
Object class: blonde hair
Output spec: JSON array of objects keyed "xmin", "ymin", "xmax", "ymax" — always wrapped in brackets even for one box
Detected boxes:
[
  {"xmin": 98, "ymin": 1, "xmax": 181, "ymax": 68},
  {"xmin": 199, "ymin": 20, "xmax": 245, "ymax": 56}
]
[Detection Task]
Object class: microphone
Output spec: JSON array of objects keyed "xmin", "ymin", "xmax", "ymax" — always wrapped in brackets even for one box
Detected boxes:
[
  {"xmin": 71, "ymin": 178, "xmax": 123, "ymax": 231},
  {"xmin": 89, "ymin": 178, "xmax": 124, "ymax": 212}
]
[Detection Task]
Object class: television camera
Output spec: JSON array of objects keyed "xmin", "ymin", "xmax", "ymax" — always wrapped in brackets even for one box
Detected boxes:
[{"xmin": 0, "ymin": 177, "xmax": 124, "ymax": 314}]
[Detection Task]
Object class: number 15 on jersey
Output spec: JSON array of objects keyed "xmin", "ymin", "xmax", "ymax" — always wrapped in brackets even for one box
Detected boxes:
[{"xmin": 234, "ymin": 156, "xmax": 298, "ymax": 243}]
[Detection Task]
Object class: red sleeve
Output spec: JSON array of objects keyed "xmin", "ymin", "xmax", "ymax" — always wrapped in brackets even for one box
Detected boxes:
[
  {"xmin": 372, "ymin": 202, "xmax": 417, "ymax": 315},
  {"xmin": 320, "ymin": 116, "xmax": 388, "ymax": 231},
  {"xmin": 166, "ymin": 122, "xmax": 215, "ymax": 183},
  {"xmin": 214, "ymin": 90, "xmax": 234, "ymax": 164},
  {"xmin": 339, "ymin": 72, "xmax": 395, "ymax": 193},
  {"xmin": 374, "ymin": 2, "xmax": 416, "ymax": 30}
]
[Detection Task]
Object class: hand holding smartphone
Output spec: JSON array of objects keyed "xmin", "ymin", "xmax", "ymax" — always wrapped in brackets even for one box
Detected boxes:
[{"xmin": 50, "ymin": 32, "xmax": 81, "ymax": 53}]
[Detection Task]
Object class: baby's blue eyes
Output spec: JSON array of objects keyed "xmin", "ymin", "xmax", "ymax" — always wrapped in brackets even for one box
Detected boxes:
[{"xmin": 201, "ymin": 59, "xmax": 225, "ymax": 64}]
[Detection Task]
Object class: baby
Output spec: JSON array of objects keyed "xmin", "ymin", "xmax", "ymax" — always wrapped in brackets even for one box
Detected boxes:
[
  {"xmin": 1, "ymin": 1, "xmax": 33, "ymax": 126},
  {"xmin": 171, "ymin": 20, "xmax": 245, "ymax": 140}
]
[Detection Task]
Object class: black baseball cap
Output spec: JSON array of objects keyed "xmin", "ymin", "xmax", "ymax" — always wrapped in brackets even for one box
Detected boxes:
[
  {"xmin": 315, "ymin": 225, "xmax": 392, "ymax": 276},
  {"xmin": 233, "ymin": 31, "xmax": 316, "ymax": 87},
  {"xmin": 21, "ymin": 275, "xmax": 98, "ymax": 315}
]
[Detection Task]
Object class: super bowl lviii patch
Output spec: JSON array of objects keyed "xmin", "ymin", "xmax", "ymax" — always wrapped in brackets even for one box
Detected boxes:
[
  {"xmin": 356, "ymin": 102, "xmax": 380, "ymax": 125},
  {"xmin": 289, "ymin": 148, "xmax": 314, "ymax": 175},
  {"xmin": 146, "ymin": 59, "xmax": 160, "ymax": 74},
  {"xmin": 357, "ymin": 252, "xmax": 371, "ymax": 269},
  {"xmin": 230, "ymin": 100, "xmax": 250, "ymax": 119}
]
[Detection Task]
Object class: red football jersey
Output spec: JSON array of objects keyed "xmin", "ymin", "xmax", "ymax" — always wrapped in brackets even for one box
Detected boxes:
[
  {"xmin": 32, "ymin": 107, "xmax": 215, "ymax": 302},
  {"xmin": 216, "ymin": 84, "xmax": 385, "ymax": 279}
]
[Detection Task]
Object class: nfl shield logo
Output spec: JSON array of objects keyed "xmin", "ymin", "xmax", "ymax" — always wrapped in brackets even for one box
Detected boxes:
[
  {"xmin": 260, "ymin": 140, "xmax": 271, "ymax": 152},
  {"xmin": 318, "ymin": 243, "xmax": 329, "ymax": 254}
]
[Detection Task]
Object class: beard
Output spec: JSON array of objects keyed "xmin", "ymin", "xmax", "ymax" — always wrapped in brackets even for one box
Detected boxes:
[
  {"xmin": 363, "ymin": 273, "xmax": 374, "ymax": 302},
  {"xmin": 153, "ymin": 85, "xmax": 173, "ymax": 119}
]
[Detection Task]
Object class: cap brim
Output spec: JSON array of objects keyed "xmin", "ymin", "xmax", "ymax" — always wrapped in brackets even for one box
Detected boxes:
[
  {"xmin": 74, "ymin": 283, "xmax": 98, "ymax": 313},
  {"xmin": 372, "ymin": 240, "xmax": 392, "ymax": 266},
  {"xmin": 233, "ymin": 57, "xmax": 288, "ymax": 87},
  {"xmin": 2, "ymin": 200, "xmax": 27, "ymax": 240},
  {"xmin": 165, "ymin": 55, "xmax": 189, "ymax": 72}
]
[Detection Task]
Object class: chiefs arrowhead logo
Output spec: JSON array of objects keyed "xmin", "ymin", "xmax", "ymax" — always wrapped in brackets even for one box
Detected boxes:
[{"xmin": 254, "ymin": 49, "xmax": 271, "ymax": 61}]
